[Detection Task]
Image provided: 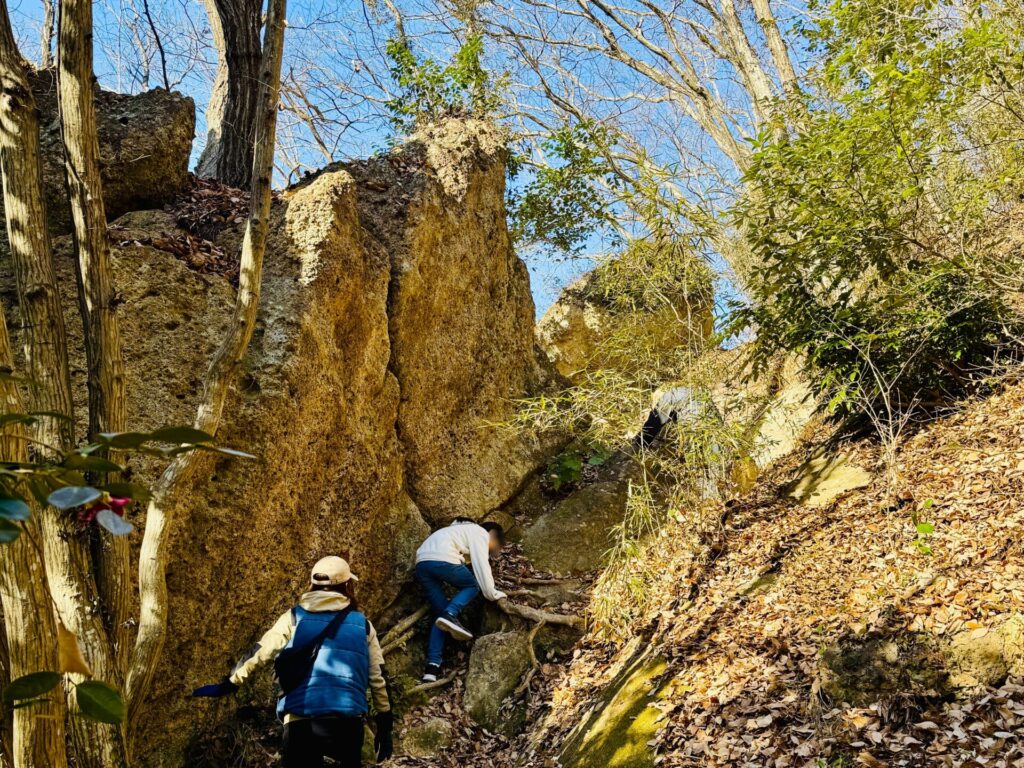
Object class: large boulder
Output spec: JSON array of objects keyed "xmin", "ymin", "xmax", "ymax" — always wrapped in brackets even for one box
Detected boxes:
[
  {"xmin": 345, "ymin": 120, "xmax": 561, "ymax": 523},
  {"xmin": 560, "ymin": 649, "xmax": 666, "ymax": 768},
  {"xmin": 21, "ymin": 69, "xmax": 195, "ymax": 235},
  {"xmin": 521, "ymin": 457, "xmax": 641, "ymax": 575},
  {"xmin": 536, "ymin": 260, "xmax": 713, "ymax": 381},
  {"xmin": 464, "ymin": 631, "xmax": 533, "ymax": 734},
  {"xmin": 2, "ymin": 119, "xmax": 552, "ymax": 765}
]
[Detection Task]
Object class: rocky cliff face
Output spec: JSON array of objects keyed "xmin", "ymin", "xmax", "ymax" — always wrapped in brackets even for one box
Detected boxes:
[{"xmin": 2, "ymin": 95, "xmax": 555, "ymax": 763}]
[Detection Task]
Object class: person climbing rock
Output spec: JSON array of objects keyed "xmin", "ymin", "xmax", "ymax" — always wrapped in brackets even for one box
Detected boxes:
[
  {"xmin": 632, "ymin": 384, "xmax": 708, "ymax": 450},
  {"xmin": 632, "ymin": 384, "xmax": 733, "ymax": 500},
  {"xmin": 191, "ymin": 556, "xmax": 393, "ymax": 767},
  {"xmin": 415, "ymin": 519, "xmax": 506, "ymax": 682}
]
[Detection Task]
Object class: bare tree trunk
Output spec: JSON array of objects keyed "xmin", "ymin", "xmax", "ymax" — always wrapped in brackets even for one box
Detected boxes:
[
  {"xmin": 196, "ymin": 0, "xmax": 263, "ymax": 187},
  {"xmin": 41, "ymin": 0, "xmax": 55, "ymax": 69},
  {"xmin": 0, "ymin": 322, "xmax": 66, "ymax": 768},
  {"xmin": 56, "ymin": 1, "xmax": 129, "ymax": 764},
  {"xmin": 127, "ymin": 0, "xmax": 287, "ymax": 725},
  {"xmin": 0, "ymin": 7, "xmax": 70, "ymax": 765}
]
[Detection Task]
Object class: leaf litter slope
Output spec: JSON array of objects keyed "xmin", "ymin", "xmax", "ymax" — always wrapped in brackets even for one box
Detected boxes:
[{"xmin": 413, "ymin": 377, "xmax": 1024, "ymax": 767}]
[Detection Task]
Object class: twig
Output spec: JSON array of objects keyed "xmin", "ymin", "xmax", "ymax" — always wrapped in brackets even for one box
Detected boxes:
[
  {"xmin": 497, "ymin": 598, "xmax": 584, "ymax": 629},
  {"xmin": 408, "ymin": 671, "xmax": 458, "ymax": 694}
]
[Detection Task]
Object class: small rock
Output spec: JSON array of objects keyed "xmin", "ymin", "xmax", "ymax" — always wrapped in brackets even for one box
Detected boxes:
[
  {"xmin": 464, "ymin": 631, "xmax": 533, "ymax": 734},
  {"xmin": 399, "ymin": 717, "xmax": 454, "ymax": 758}
]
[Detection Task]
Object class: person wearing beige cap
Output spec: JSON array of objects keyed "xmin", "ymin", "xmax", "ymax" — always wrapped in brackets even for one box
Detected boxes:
[{"xmin": 192, "ymin": 556, "xmax": 393, "ymax": 766}]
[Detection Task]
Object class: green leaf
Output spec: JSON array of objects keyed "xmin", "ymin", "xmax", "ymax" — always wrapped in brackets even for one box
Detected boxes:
[
  {"xmin": 0, "ymin": 519, "xmax": 21, "ymax": 544},
  {"xmin": 95, "ymin": 509, "xmax": 134, "ymax": 537},
  {"xmin": 47, "ymin": 486, "xmax": 101, "ymax": 510},
  {"xmin": 149, "ymin": 426, "xmax": 215, "ymax": 445},
  {"xmin": 95, "ymin": 432, "xmax": 151, "ymax": 450},
  {"xmin": 75, "ymin": 681, "xmax": 126, "ymax": 724},
  {"xmin": 0, "ymin": 497, "xmax": 30, "ymax": 521},
  {"xmin": 62, "ymin": 454, "xmax": 124, "ymax": 474},
  {"xmin": 3, "ymin": 672, "xmax": 60, "ymax": 703},
  {"xmin": 916, "ymin": 522, "xmax": 935, "ymax": 535}
]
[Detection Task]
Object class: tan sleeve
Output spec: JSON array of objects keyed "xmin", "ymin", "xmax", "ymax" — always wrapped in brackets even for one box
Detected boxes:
[
  {"xmin": 229, "ymin": 609, "xmax": 295, "ymax": 686},
  {"xmin": 366, "ymin": 620, "xmax": 391, "ymax": 713}
]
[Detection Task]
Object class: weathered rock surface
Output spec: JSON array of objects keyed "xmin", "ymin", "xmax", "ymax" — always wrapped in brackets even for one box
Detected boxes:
[
  {"xmin": 560, "ymin": 648, "xmax": 666, "ymax": 768},
  {"xmin": 945, "ymin": 615, "xmax": 1024, "ymax": 689},
  {"xmin": 399, "ymin": 717, "xmax": 454, "ymax": 758},
  {"xmin": 788, "ymin": 453, "xmax": 873, "ymax": 507},
  {"xmin": 536, "ymin": 267, "xmax": 713, "ymax": 381},
  {"xmin": 2, "ymin": 118, "xmax": 553, "ymax": 765},
  {"xmin": 343, "ymin": 120, "xmax": 561, "ymax": 523},
  {"xmin": 22, "ymin": 69, "xmax": 195, "ymax": 235},
  {"xmin": 521, "ymin": 457, "xmax": 641, "ymax": 575},
  {"xmin": 464, "ymin": 631, "xmax": 533, "ymax": 734}
]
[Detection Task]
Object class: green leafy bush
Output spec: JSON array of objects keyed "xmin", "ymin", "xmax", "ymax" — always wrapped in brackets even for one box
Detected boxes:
[
  {"xmin": 733, "ymin": 0, "xmax": 1024, "ymax": 419},
  {"xmin": 509, "ymin": 120, "xmax": 614, "ymax": 255},
  {"xmin": 385, "ymin": 34, "xmax": 503, "ymax": 135}
]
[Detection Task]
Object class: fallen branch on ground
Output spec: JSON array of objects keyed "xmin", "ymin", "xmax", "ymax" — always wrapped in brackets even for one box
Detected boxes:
[
  {"xmin": 497, "ymin": 598, "xmax": 584, "ymax": 628},
  {"xmin": 380, "ymin": 605, "xmax": 430, "ymax": 656},
  {"xmin": 408, "ymin": 670, "xmax": 458, "ymax": 694},
  {"xmin": 513, "ymin": 620, "xmax": 545, "ymax": 698}
]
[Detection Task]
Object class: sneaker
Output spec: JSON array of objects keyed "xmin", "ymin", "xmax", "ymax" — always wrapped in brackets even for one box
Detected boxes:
[
  {"xmin": 434, "ymin": 613, "xmax": 473, "ymax": 641},
  {"xmin": 421, "ymin": 663, "xmax": 442, "ymax": 683}
]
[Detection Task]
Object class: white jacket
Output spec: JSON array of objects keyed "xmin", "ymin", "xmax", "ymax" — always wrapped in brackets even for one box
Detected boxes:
[{"xmin": 415, "ymin": 521, "xmax": 506, "ymax": 601}]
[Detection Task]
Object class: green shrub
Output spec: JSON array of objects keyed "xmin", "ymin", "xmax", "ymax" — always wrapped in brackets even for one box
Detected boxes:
[{"xmin": 733, "ymin": 0, "xmax": 1024, "ymax": 419}]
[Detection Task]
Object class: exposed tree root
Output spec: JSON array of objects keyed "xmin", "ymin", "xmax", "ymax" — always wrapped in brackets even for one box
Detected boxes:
[{"xmin": 498, "ymin": 598, "xmax": 585, "ymax": 629}]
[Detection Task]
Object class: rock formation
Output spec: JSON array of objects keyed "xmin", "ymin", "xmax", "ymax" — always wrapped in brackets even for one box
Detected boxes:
[
  {"xmin": 2, "ymin": 70, "xmax": 195, "ymax": 239},
  {"xmin": 536, "ymin": 264, "xmax": 713, "ymax": 381},
  {"xmin": 1, "ymin": 87, "xmax": 557, "ymax": 763}
]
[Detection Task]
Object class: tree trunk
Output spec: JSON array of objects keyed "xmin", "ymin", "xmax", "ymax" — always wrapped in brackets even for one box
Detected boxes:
[
  {"xmin": 127, "ymin": 0, "xmax": 287, "ymax": 726},
  {"xmin": 196, "ymin": 0, "xmax": 263, "ymax": 188},
  {"xmin": 56, "ymin": 1, "xmax": 129, "ymax": 764},
  {"xmin": 0, "ymin": 315, "xmax": 66, "ymax": 768}
]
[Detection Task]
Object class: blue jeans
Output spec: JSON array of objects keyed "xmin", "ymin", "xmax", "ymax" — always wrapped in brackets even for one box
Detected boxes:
[{"xmin": 415, "ymin": 561, "xmax": 480, "ymax": 666}]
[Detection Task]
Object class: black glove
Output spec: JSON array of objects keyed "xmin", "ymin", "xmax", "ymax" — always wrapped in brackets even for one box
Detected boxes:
[
  {"xmin": 191, "ymin": 677, "xmax": 239, "ymax": 698},
  {"xmin": 374, "ymin": 711, "xmax": 394, "ymax": 762}
]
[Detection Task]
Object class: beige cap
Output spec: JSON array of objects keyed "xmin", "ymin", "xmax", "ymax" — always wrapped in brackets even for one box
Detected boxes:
[{"xmin": 310, "ymin": 556, "xmax": 358, "ymax": 586}]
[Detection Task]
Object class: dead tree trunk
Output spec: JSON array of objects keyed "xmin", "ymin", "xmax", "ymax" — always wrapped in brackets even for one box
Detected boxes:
[
  {"xmin": 196, "ymin": 0, "xmax": 263, "ymax": 187},
  {"xmin": 127, "ymin": 0, "xmax": 287, "ymax": 727}
]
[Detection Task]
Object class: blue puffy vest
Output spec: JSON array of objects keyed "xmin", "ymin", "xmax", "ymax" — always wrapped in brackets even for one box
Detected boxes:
[{"xmin": 277, "ymin": 607, "xmax": 370, "ymax": 719}]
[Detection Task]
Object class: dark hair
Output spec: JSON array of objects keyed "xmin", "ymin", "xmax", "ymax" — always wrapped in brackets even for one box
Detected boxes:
[
  {"xmin": 311, "ymin": 579, "xmax": 359, "ymax": 611},
  {"xmin": 480, "ymin": 521, "xmax": 505, "ymax": 546}
]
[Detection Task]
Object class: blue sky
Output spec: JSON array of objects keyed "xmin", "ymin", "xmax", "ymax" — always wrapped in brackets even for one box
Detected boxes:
[{"xmin": 7, "ymin": 0, "xmax": 789, "ymax": 320}]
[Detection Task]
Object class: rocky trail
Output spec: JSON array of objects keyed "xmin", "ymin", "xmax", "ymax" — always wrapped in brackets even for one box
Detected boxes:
[{"xmin": 188, "ymin": 369, "xmax": 1024, "ymax": 767}]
